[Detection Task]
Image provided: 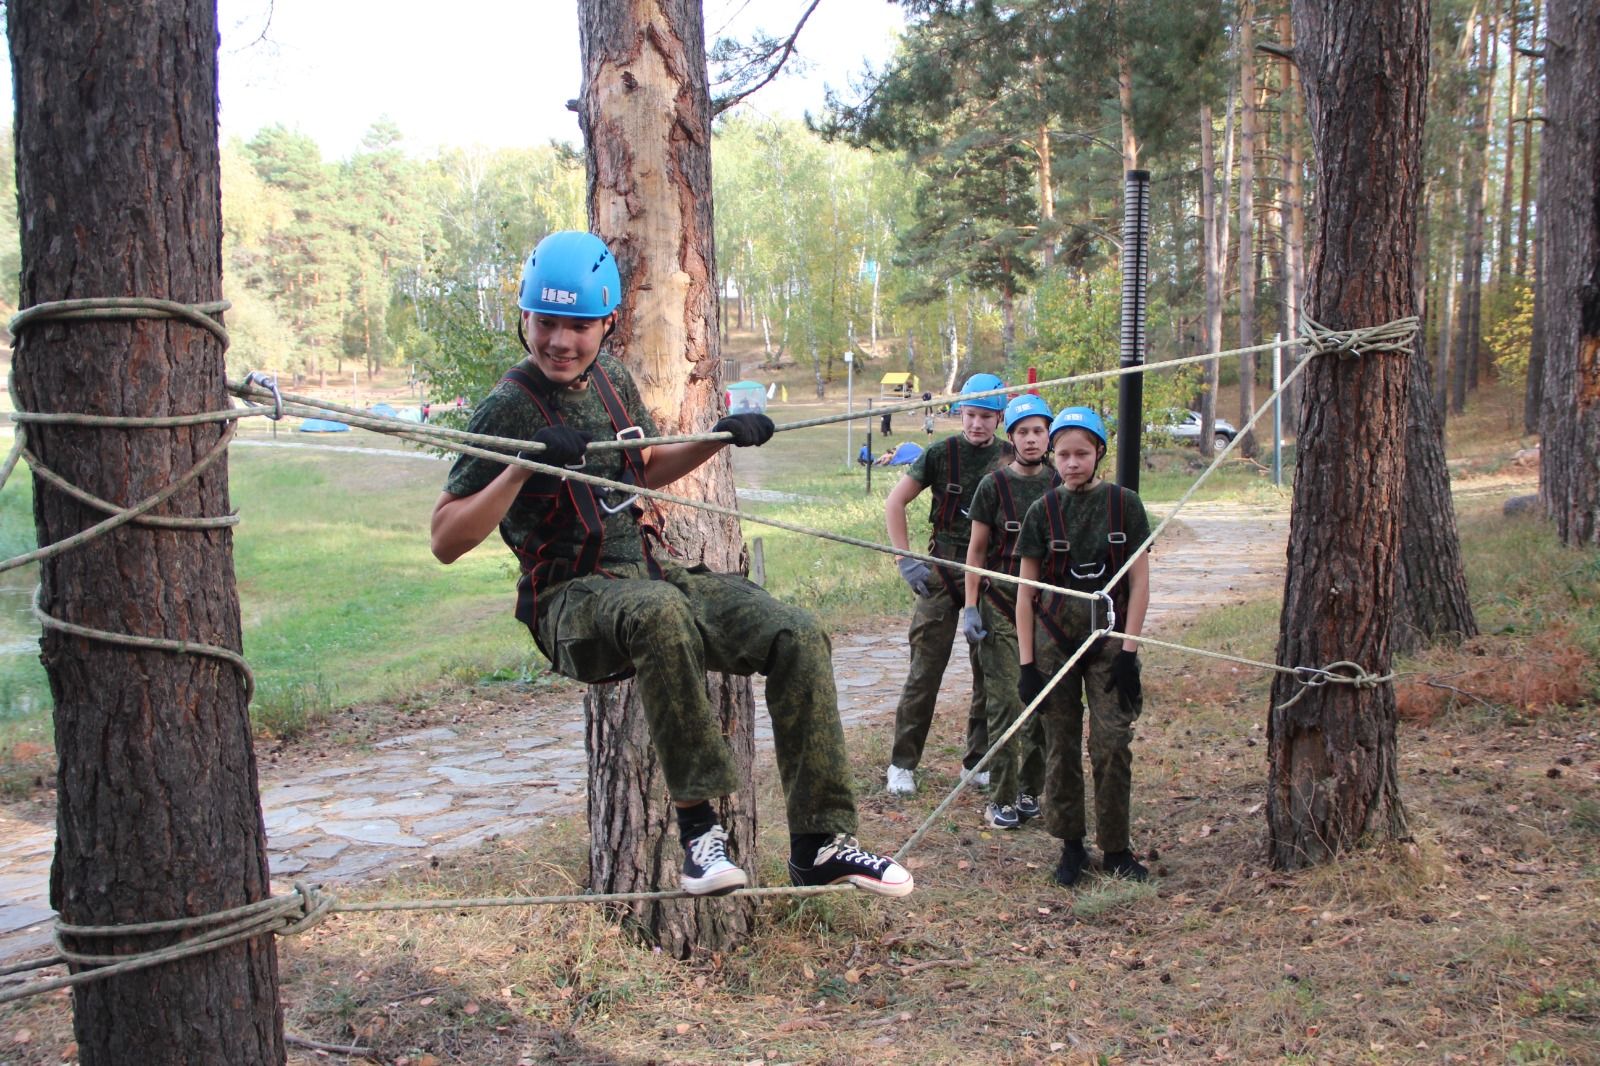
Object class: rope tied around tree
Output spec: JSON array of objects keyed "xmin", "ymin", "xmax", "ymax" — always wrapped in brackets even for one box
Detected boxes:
[{"xmin": 0, "ymin": 302, "xmax": 1421, "ymax": 1005}]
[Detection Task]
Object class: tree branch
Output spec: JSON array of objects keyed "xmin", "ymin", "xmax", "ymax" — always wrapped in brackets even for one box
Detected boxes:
[
  {"xmin": 1256, "ymin": 41, "xmax": 1295, "ymax": 62},
  {"xmin": 712, "ymin": 0, "xmax": 823, "ymax": 116}
]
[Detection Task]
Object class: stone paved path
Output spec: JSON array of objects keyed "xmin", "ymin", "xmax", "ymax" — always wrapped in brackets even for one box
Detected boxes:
[{"xmin": 0, "ymin": 500, "xmax": 1287, "ymax": 964}]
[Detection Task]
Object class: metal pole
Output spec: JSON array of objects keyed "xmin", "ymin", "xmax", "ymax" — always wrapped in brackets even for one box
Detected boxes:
[
  {"xmin": 865, "ymin": 398, "xmax": 874, "ymax": 495},
  {"xmin": 1272, "ymin": 332, "xmax": 1283, "ymax": 487},
  {"xmin": 1116, "ymin": 169, "xmax": 1151, "ymax": 492},
  {"xmin": 844, "ymin": 351, "xmax": 855, "ymax": 470}
]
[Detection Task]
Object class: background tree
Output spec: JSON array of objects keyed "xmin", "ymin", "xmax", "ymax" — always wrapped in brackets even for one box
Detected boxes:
[
  {"xmin": 1535, "ymin": 0, "xmax": 1599, "ymax": 546},
  {"xmin": 8, "ymin": 0, "xmax": 282, "ymax": 1060},
  {"xmin": 578, "ymin": 0, "xmax": 756, "ymax": 955},
  {"xmin": 1267, "ymin": 0, "xmax": 1429, "ymax": 867}
]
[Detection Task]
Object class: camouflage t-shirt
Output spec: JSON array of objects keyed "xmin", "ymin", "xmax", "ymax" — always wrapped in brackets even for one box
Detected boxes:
[
  {"xmin": 1016, "ymin": 480, "xmax": 1152, "ymax": 640},
  {"xmin": 968, "ymin": 465, "xmax": 1060, "ymax": 610},
  {"xmin": 443, "ymin": 353, "xmax": 658, "ymax": 570},
  {"xmin": 907, "ymin": 434, "xmax": 1002, "ymax": 550}
]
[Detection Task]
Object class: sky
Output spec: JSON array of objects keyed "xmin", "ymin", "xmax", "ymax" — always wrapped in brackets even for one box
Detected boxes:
[{"xmin": 207, "ymin": 0, "xmax": 907, "ymax": 159}]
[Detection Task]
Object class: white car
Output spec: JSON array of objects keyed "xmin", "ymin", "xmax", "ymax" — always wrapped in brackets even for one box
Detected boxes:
[{"xmin": 1147, "ymin": 409, "xmax": 1238, "ymax": 453}]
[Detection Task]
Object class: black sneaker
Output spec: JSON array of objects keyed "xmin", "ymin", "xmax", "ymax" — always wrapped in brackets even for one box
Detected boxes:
[
  {"xmin": 984, "ymin": 802, "xmax": 1022, "ymax": 830},
  {"xmin": 1054, "ymin": 840, "xmax": 1091, "ymax": 887},
  {"xmin": 788, "ymin": 834, "xmax": 914, "ymax": 898},
  {"xmin": 1103, "ymin": 850, "xmax": 1149, "ymax": 882},
  {"xmin": 681, "ymin": 824, "xmax": 748, "ymax": 896},
  {"xmin": 1015, "ymin": 793, "xmax": 1041, "ymax": 821}
]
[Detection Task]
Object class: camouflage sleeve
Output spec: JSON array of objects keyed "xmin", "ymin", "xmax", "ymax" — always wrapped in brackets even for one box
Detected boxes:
[
  {"xmin": 1015, "ymin": 493, "xmax": 1054, "ymax": 559},
  {"xmin": 967, "ymin": 473, "xmax": 1001, "ymax": 529},
  {"xmin": 905, "ymin": 437, "xmax": 941, "ymax": 486},
  {"xmin": 443, "ymin": 385, "xmax": 528, "ymax": 498}
]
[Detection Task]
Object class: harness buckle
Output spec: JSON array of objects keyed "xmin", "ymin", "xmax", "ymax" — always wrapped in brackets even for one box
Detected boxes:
[
  {"xmin": 614, "ymin": 425, "xmax": 645, "ymax": 444},
  {"xmin": 1107, "ymin": 531, "xmax": 1127, "ymax": 545},
  {"xmin": 1003, "ymin": 520, "xmax": 1022, "ymax": 534},
  {"xmin": 1068, "ymin": 560, "xmax": 1107, "ymax": 581},
  {"xmin": 1048, "ymin": 539, "xmax": 1071, "ymax": 553},
  {"xmin": 944, "ymin": 482, "xmax": 963, "ymax": 496}
]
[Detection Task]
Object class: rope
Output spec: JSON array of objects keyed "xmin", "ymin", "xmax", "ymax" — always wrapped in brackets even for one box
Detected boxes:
[
  {"xmin": 0, "ymin": 309, "xmax": 1420, "ymax": 1009},
  {"xmin": 894, "ymin": 627, "xmax": 1108, "ymax": 862},
  {"xmin": 8, "ymin": 297, "xmax": 231, "ymax": 347},
  {"xmin": 0, "ymin": 422, "xmax": 237, "ymax": 575},
  {"xmin": 32, "ymin": 585, "xmax": 256, "ymax": 703}
]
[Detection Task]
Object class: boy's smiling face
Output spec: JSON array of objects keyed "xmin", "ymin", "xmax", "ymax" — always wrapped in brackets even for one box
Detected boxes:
[
  {"xmin": 960, "ymin": 406, "xmax": 1001, "ymax": 447},
  {"xmin": 1052, "ymin": 427, "xmax": 1105, "ymax": 489},
  {"xmin": 525, "ymin": 310, "xmax": 613, "ymax": 387}
]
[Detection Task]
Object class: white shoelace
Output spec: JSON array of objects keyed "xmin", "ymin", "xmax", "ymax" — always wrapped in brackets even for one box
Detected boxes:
[
  {"xmin": 689, "ymin": 825, "xmax": 732, "ymax": 869},
  {"xmin": 822, "ymin": 835, "xmax": 888, "ymax": 872}
]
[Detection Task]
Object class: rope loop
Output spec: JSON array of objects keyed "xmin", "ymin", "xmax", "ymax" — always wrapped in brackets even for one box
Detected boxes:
[
  {"xmin": 1298, "ymin": 314, "xmax": 1419, "ymax": 359},
  {"xmin": 279, "ymin": 882, "xmax": 338, "ymax": 936},
  {"xmin": 8, "ymin": 297, "xmax": 231, "ymax": 348}
]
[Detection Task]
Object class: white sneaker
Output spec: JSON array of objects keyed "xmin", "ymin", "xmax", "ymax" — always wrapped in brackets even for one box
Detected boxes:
[
  {"xmin": 886, "ymin": 764, "xmax": 916, "ymax": 794},
  {"xmin": 680, "ymin": 824, "xmax": 748, "ymax": 896},
  {"xmin": 965, "ymin": 769, "xmax": 991, "ymax": 789}
]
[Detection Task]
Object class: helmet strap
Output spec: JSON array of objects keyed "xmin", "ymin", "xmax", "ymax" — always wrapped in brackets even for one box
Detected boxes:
[{"xmin": 517, "ymin": 315, "xmax": 533, "ymax": 355}]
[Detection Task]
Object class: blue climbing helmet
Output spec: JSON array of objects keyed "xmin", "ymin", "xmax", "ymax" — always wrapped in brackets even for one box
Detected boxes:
[
  {"xmin": 518, "ymin": 231, "xmax": 623, "ymax": 319},
  {"xmin": 954, "ymin": 372, "xmax": 1007, "ymax": 412},
  {"xmin": 1049, "ymin": 406, "xmax": 1109, "ymax": 450},
  {"xmin": 1003, "ymin": 393, "xmax": 1053, "ymax": 434}
]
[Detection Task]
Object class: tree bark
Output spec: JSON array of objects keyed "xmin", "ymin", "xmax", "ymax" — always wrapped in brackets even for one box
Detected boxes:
[
  {"xmin": 1278, "ymin": 10, "xmax": 1308, "ymax": 435},
  {"xmin": 1394, "ymin": 337, "xmax": 1479, "ymax": 654},
  {"xmin": 578, "ymin": 0, "xmax": 757, "ymax": 955},
  {"xmin": 8, "ymin": 2, "xmax": 283, "ymax": 1061},
  {"xmin": 1498, "ymin": 0, "xmax": 1520, "ymax": 284},
  {"xmin": 1269, "ymin": 0, "xmax": 1425, "ymax": 869},
  {"xmin": 1536, "ymin": 0, "xmax": 1600, "ymax": 546},
  {"xmin": 1199, "ymin": 104, "xmax": 1223, "ymax": 452}
]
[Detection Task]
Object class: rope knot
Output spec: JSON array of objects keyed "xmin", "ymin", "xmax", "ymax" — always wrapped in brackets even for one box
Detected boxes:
[
  {"xmin": 1299, "ymin": 315, "xmax": 1420, "ymax": 359},
  {"xmin": 278, "ymin": 881, "xmax": 338, "ymax": 936}
]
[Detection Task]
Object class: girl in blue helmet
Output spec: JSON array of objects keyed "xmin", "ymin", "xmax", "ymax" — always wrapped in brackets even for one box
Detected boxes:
[
  {"xmin": 1013, "ymin": 406, "xmax": 1152, "ymax": 887},
  {"xmin": 882, "ymin": 372, "xmax": 1006, "ymax": 795},
  {"xmin": 959, "ymin": 393, "xmax": 1057, "ymax": 830},
  {"xmin": 431, "ymin": 231, "xmax": 912, "ymax": 900}
]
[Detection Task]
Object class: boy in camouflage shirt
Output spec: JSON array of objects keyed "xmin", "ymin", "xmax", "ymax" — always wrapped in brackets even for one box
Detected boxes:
[
  {"xmin": 431, "ymin": 231, "xmax": 912, "ymax": 899},
  {"xmin": 1014, "ymin": 407, "xmax": 1152, "ymax": 887},
  {"xmin": 960, "ymin": 394, "xmax": 1056, "ymax": 830},
  {"xmin": 882, "ymin": 374, "xmax": 1005, "ymax": 795}
]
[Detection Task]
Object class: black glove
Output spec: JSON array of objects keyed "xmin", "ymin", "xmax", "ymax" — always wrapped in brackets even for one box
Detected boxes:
[
  {"xmin": 1105, "ymin": 649, "xmax": 1141, "ymax": 703},
  {"xmin": 713, "ymin": 413, "xmax": 775, "ymax": 447},
  {"xmin": 524, "ymin": 426, "xmax": 590, "ymax": 467},
  {"xmin": 1018, "ymin": 662, "xmax": 1046, "ymax": 706}
]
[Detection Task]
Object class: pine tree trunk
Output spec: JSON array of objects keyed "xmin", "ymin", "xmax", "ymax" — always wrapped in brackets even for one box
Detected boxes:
[
  {"xmin": 1269, "ymin": 0, "xmax": 1424, "ymax": 869},
  {"xmin": 1237, "ymin": 1, "xmax": 1260, "ymax": 458},
  {"xmin": 1536, "ymin": 0, "xmax": 1600, "ymax": 546},
  {"xmin": 1279, "ymin": 11, "xmax": 1309, "ymax": 435},
  {"xmin": 7, "ymin": 2, "xmax": 283, "ymax": 1060},
  {"xmin": 1394, "ymin": 340, "xmax": 1479, "ymax": 654},
  {"xmin": 578, "ymin": 0, "xmax": 757, "ymax": 955},
  {"xmin": 1499, "ymin": 0, "xmax": 1520, "ymax": 283},
  {"xmin": 1199, "ymin": 104, "xmax": 1224, "ymax": 451},
  {"xmin": 1515, "ymin": 0, "xmax": 1541, "ymax": 279}
]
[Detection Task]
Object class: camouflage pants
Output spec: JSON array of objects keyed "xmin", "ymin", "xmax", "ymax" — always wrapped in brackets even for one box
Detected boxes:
[
  {"xmin": 535, "ymin": 561, "xmax": 857, "ymax": 836},
  {"xmin": 889, "ymin": 572, "xmax": 988, "ymax": 772},
  {"xmin": 1034, "ymin": 629, "xmax": 1142, "ymax": 851},
  {"xmin": 973, "ymin": 595, "xmax": 1045, "ymax": 806}
]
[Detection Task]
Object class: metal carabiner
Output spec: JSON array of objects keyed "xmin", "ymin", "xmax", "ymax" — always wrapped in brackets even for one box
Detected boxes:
[{"xmin": 244, "ymin": 371, "xmax": 283, "ymax": 420}]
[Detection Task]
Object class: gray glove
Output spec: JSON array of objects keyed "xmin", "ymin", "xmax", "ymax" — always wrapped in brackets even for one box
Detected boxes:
[
  {"xmin": 896, "ymin": 557, "xmax": 933, "ymax": 597},
  {"xmin": 960, "ymin": 606, "xmax": 988, "ymax": 644}
]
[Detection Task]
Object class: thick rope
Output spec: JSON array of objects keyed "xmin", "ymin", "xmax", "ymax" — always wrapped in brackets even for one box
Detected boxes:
[
  {"xmin": 8, "ymin": 297, "xmax": 231, "ymax": 347},
  {"xmin": 0, "ymin": 312, "xmax": 1419, "ymax": 1009}
]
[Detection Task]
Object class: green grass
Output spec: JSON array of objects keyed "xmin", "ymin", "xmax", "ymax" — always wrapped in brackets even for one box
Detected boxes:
[{"xmin": 0, "ymin": 434, "xmax": 538, "ymax": 744}]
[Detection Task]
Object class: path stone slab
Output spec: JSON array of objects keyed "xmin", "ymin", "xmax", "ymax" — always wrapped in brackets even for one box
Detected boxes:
[
  {"xmin": 375, "ymin": 727, "xmax": 459, "ymax": 749},
  {"xmin": 0, "ymin": 903, "xmax": 54, "ymax": 936},
  {"xmin": 428, "ymin": 766, "xmax": 542, "ymax": 788},
  {"xmin": 360, "ymin": 794, "xmax": 454, "ymax": 819},
  {"xmin": 269, "ymin": 855, "xmax": 310, "ymax": 876},
  {"xmin": 296, "ymin": 841, "xmax": 349, "ymax": 860},
  {"xmin": 318, "ymin": 819, "xmax": 428, "ymax": 848}
]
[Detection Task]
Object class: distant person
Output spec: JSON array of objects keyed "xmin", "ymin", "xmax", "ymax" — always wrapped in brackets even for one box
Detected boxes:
[
  {"xmin": 430, "ymin": 231, "xmax": 911, "ymax": 899},
  {"xmin": 882, "ymin": 374, "xmax": 1005, "ymax": 795},
  {"xmin": 880, "ymin": 411, "xmax": 893, "ymax": 436},
  {"xmin": 922, "ymin": 392, "xmax": 936, "ymax": 437},
  {"xmin": 421, "ymin": 401, "xmax": 431, "ymax": 423},
  {"xmin": 1014, "ymin": 407, "xmax": 1151, "ymax": 887},
  {"xmin": 961, "ymin": 394, "xmax": 1056, "ymax": 830}
]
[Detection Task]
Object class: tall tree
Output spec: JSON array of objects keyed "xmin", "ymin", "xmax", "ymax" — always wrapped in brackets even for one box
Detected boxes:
[
  {"xmin": 1535, "ymin": 0, "xmax": 1600, "ymax": 545},
  {"xmin": 1236, "ymin": 0, "xmax": 1261, "ymax": 457},
  {"xmin": 578, "ymin": 0, "xmax": 756, "ymax": 954},
  {"xmin": 8, "ymin": 0, "xmax": 282, "ymax": 1060},
  {"xmin": 1268, "ymin": 0, "xmax": 1428, "ymax": 868}
]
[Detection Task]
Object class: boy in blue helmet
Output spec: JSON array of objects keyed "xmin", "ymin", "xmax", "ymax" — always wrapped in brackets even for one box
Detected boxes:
[
  {"xmin": 1014, "ymin": 407, "xmax": 1152, "ymax": 887},
  {"xmin": 882, "ymin": 373, "xmax": 1005, "ymax": 795},
  {"xmin": 960, "ymin": 394, "xmax": 1056, "ymax": 830},
  {"xmin": 431, "ymin": 231, "xmax": 912, "ymax": 899}
]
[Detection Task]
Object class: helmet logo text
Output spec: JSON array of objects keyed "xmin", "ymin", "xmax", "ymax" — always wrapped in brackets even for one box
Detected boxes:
[{"xmin": 541, "ymin": 287, "xmax": 579, "ymax": 305}]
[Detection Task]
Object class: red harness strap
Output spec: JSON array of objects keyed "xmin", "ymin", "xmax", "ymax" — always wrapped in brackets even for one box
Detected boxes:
[{"xmin": 982, "ymin": 466, "xmax": 1061, "ymax": 617}]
